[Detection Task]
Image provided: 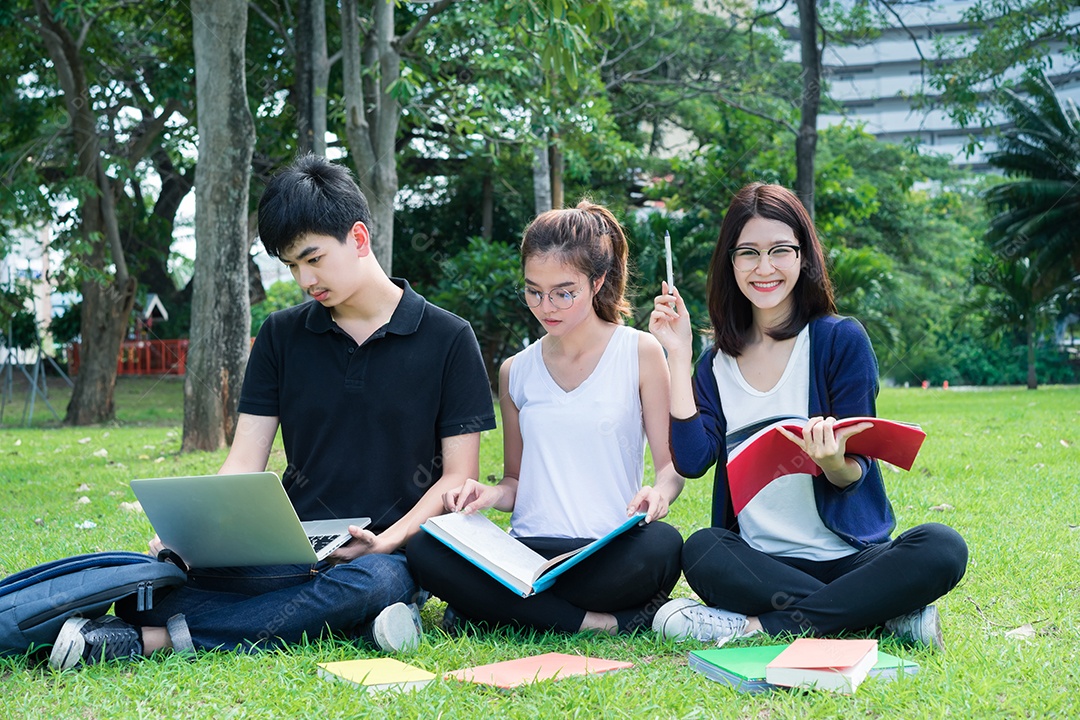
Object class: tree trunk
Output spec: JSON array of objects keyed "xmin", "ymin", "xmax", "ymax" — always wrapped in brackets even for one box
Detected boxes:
[
  {"xmin": 795, "ymin": 0, "xmax": 820, "ymax": 221},
  {"xmin": 183, "ymin": 0, "xmax": 256, "ymax": 451},
  {"xmin": 296, "ymin": 0, "xmax": 329, "ymax": 155},
  {"xmin": 338, "ymin": 0, "xmax": 457, "ymax": 273},
  {"xmin": 1026, "ymin": 314, "xmax": 1038, "ymax": 390},
  {"xmin": 32, "ymin": 0, "xmax": 134, "ymax": 425},
  {"xmin": 67, "ymin": 275, "xmax": 137, "ymax": 424},
  {"xmin": 533, "ymin": 130, "xmax": 552, "ymax": 214},
  {"xmin": 247, "ymin": 212, "xmax": 266, "ymax": 306},
  {"xmin": 121, "ymin": 149, "xmax": 194, "ymax": 314},
  {"xmin": 341, "ymin": 0, "xmax": 399, "ymax": 274},
  {"xmin": 550, "ymin": 138, "xmax": 564, "ymax": 210},
  {"xmin": 481, "ymin": 171, "xmax": 494, "ymax": 240}
]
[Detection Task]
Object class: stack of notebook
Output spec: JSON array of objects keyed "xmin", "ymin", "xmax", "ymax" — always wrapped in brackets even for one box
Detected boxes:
[{"xmin": 689, "ymin": 641, "xmax": 918, "ymax": 694}]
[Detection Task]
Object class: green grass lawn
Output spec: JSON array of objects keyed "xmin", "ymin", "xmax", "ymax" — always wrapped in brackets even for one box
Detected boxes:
[{"xmin": 1, "ymin": 378, "xmax": 1078, "ymax": 718}]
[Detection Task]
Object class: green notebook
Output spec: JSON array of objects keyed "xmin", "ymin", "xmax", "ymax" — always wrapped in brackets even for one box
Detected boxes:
[{"xmin": 689, "ymin": 645, "xmax": 918, "ymax": 693}]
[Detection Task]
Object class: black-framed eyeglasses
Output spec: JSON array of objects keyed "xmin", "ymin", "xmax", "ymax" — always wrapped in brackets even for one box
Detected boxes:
[
  {"xmin": 729, "ymin": 244, "xmax": 801, "ymax": 272},
  {"xmin": 520, "ymin": 287, "xmax": 582, "ymax": 310}
]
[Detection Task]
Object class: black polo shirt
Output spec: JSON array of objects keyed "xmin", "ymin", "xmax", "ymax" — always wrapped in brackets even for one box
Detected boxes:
[{"xmin": 237, "ymin": 279, "xmax": 496, "ymax": 531}]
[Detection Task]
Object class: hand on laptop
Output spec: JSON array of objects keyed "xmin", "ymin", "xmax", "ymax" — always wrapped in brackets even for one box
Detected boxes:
[
  {"xmin": 324, "ymin": 524, "xmax": 392, "ymax": 564},
  {"xmin": 148, "ymin": 534, "xmax": 165, "ymax": 556}
]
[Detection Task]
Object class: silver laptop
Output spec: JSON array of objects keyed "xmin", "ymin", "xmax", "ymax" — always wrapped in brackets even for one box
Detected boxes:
[{"xmin": 130, "ymin": 472, "xmax": 371, "ymax": 568}]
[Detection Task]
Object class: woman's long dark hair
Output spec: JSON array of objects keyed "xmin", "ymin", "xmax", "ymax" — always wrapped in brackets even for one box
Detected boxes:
[{"xmin": 707, "ymin": 183, "xmax": 836, "ymax": 356}]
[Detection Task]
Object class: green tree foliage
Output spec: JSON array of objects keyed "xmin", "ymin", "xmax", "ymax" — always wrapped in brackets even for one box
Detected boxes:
[
  {"xmin": 0, "ymin": 286, "xmax": 37, "ymax": 351},
  {"xmin": 984, "ymin": 71, "xmax": 1080, "ymax": 290},
  {"xmin": 250, "ymin": 280, "xmax": 305, "ymax": 337},
  {"xmin": 964, "ymin": 253, "xmax": 1077, "ymax": 387},
  {"xmin": 0, "ymin": 3, "xmax": 197, "ymax": 298},
  {"xmin": 395, "ymin": 0, "xmax": 789, "ymax": 317},
  {"xmin": 428, "ymin": 236, "xmax": 535, "ymax": 390}
]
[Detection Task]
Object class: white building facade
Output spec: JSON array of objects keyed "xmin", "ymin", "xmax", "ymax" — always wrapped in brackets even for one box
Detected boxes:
[{"xmin": 791, "ymin": 0, "xmax": 1080, "ymax": 168}]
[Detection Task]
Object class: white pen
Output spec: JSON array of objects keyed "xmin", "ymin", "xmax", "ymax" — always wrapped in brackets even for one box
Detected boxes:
[{"xmin": 664, "ymin": 230, "xmax": 674, "ymax": 290}]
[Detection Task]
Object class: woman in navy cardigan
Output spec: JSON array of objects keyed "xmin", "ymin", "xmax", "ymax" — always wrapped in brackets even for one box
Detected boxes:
[{"xmin": 648, "ymin": 183, "xmax": 967, "ymax": 650}]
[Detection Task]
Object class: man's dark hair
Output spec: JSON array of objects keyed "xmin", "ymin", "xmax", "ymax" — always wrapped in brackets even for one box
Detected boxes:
[{"xmin": 257, "ymin": 154, "xmax": 373, "ymax": 258}]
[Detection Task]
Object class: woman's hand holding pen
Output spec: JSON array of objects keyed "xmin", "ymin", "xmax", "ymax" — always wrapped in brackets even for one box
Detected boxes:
[{"xmin": 649, "ymin": 282, "xmax": 693, "ymax": 360}]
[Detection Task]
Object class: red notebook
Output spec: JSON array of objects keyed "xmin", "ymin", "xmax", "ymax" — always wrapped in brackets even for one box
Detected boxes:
[
  {"xmin": 446, "ymin": 652, "xmax": 633, "ymax": 689},
  {"xmin": 765, "ymin": 638, "xmax": 879, "ymax": 693},
  {"xmin": 727, "ymin": 417, "xmax": 926, "ymax": 515}
]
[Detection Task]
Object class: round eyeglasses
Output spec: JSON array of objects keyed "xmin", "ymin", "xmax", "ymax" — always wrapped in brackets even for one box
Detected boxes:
[
  {"xmin": 521, "ymin": 287, "xmax": 582, "ymax": 310},
  {"xmin": 729, "ymin": 244, "xmax": 801, "ymax": 272}
]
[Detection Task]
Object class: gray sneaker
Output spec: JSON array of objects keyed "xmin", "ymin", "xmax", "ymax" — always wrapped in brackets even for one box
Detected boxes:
[
  {"xmin": 652, "ymin": 598, "xmax": 749, "ymax": 644},
  {"xmin": 371, "ymin": 602, "xmax": 422, "ymax": 653},
  {"xmin": 884, "ymin": 604, "xmax": 944, "ymax": 651},
  {"xmin": 49, "ymin": 615, "xmax": 143, "ymax": 670}
]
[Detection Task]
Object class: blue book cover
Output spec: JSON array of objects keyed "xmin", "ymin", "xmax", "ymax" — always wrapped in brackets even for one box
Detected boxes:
[{"xmin": 420, "ymin": 511, "xmax": 646, "ymax": 597}]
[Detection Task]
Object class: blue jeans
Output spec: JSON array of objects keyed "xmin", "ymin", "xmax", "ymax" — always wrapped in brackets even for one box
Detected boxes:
[{"xmin": 118, "ymin": 553, "xmax": 417, "ymax": 652}]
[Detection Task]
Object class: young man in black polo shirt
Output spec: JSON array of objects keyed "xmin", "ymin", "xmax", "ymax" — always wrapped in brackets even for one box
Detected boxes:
[{"xmin": 49, "ymin": 155, "xmax": 496, "ymax": 669}]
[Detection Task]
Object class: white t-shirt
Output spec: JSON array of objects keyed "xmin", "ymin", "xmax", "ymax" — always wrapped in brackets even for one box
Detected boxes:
[
  {"xmin": 508, "ymin": 325, "xmax": 644, "ymax": 539},
  {"xmin": 714, "ymin": 326, "xmax": 855, "ymax": 560}
]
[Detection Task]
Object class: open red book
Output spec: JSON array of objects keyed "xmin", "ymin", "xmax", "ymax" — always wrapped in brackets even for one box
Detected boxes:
[{"xmin": 726, "ymin": 416, "xmax": 926, "ymax": 515}]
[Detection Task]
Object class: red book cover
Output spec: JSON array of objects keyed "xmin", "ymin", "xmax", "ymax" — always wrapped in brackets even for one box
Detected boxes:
[
  {"xmin": 765, "ymin": 638, "xmax": 879, "ymax": 693},
  {"xmin": 446, "ymin": 652, "xmax": 633, "ymax": 689},
  {"xmin": 767, "ymin": 638, "xmax": 878, "ymax": 672},
  {"xmin": 727, "ymin": 417, "xmax": 926, "ymax": 515}
]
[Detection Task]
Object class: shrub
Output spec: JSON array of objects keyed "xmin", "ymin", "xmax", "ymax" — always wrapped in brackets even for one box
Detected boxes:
[{"xmin": 428, "ymin": 236, "xmax": 534, "ymax": 391}]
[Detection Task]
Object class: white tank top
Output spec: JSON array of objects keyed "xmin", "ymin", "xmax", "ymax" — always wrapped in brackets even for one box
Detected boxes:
[
  {"xmin": 714, "ymin": 326, "xmax": 855, "ymax": 560},
  {"xmin": 508, "ymin": 324, "xmax": 644, "ymax": 539}
]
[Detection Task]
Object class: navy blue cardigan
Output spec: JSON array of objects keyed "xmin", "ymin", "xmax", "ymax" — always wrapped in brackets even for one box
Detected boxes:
[{"xmin": 670, "ymin": 315, "xmax": 895, "ymax": 549}]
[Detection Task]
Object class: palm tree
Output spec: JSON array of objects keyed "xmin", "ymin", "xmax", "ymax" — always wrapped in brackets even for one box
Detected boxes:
[
  {"xmin": 969, "ymin": 254, "xmax": 1062, "ymax": 389},
  {"xmin": 984, "ymin": 71, "xmax": 1080, "ymax": 294},
  {"xmin": 828, "ymin": 245, "xmax": 900, "ymax": 352}
]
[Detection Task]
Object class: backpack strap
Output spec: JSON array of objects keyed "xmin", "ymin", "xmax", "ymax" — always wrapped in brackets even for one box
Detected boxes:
[
  {"xmin": 166, "ymin": 614, "xmax": 195, "ymax": 655},
  {"xmin": 156, "ymin": 549, "xmax": 189, "ymax": 574}
]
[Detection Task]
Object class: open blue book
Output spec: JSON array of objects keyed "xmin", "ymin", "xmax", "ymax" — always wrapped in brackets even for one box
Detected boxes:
[{"xmin": 420, "ymin": 511, "xmax": 646, "ymax": 597}]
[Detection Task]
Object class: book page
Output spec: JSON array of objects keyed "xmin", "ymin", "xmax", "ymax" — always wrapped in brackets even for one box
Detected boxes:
[
  {"xmin": 532, "ymin": 512, "xmax": 647, "ymax": 584},
  {"xmin": 423, "ymin": 512, "xmax": 548, "ymax": 586}
]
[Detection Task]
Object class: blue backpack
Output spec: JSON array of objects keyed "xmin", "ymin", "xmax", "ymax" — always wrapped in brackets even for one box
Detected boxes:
[{"xmin": 0, "ymin": 551, "xmax": 187, "ymax": 658}]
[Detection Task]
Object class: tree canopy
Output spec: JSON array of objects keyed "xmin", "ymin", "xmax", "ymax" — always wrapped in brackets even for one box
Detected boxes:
[{"xmin": 1, "ymin": 0, "xmax": 1075, "ymax": 430}]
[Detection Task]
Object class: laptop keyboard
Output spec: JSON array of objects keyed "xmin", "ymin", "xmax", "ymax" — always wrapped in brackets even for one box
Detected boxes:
[{"xmin": 309, "ymin": 534, "xmax": 340, "ymax": 553}]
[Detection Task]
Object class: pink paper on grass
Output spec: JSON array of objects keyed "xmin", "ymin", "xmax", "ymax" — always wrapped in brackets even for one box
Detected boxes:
[{"xmin": 446, "ymin": 652, "xmax": 633, "ymax": 689}]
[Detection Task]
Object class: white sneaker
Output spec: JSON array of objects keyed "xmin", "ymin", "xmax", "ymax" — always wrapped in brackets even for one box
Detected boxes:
[
  {"xmin": 652, "ymin": 598, "xmax": 749, "ymax": 644},
  {"xmin": 884, "ymin": 604, "xmax": 944, "ymax": 651},
  {"xmin": 371, "ymin": 602, "xmax": 422, "ymax": 653}
]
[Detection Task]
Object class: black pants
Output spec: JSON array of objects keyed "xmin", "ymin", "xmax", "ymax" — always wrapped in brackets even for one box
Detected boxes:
[
  {"xmin": 406, "ymin": 520, "xmax": 683, "ymax": 633},
  {"xmin": 682, "ymin": 523, "xmax": 968, "ymax": 636}
]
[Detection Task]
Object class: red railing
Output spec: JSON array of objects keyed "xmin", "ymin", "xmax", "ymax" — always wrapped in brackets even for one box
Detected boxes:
[{"xmin": 68, "ymin": 339, "xmax": 189, "ymax": 376}]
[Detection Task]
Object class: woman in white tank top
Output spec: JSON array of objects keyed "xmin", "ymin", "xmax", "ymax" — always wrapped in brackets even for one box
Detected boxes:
[{"xmin": 407, "ymin": 201, "xmax": 685, "ymax": 635}]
